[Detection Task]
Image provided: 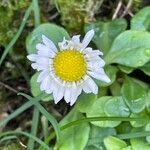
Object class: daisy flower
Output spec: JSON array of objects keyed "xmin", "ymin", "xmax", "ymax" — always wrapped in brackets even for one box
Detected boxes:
[{"xmin": 27, "ymin": 29, "xmax": 110, "ymax": 105}]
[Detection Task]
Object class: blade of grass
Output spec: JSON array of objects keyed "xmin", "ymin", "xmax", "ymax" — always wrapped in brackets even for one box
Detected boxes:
[
  {"xmin": 117, "ymin": 131, "xmax": 150, "ymax": 139},
  {"xmin": 27, "ymin": 107, "xmax": 40, "ymax": 150},
  {"xmin": 39, "ymin": 116, "xmax": 150, "ymax": 149},
  {"xmin": 18, "ymin": 92, "xmax": 60, "ymax": 141},
  {"xmin": 0, "ymin": 131, "xmax": 51, "ymax": 150},
  {"xmin": 33, "ymin": 0, "xmax": 40, "ymax": 26},
  {"xmin": 27, "ymin": 0, "xmax": 41, "ymax": 149},
  {"xmin": 0, "ymin": 94, "xmax": 45, "ymax": 127},
  {"xmin": 41, "ymin": 115, "xmax": 49, "ymax": 141},
  {"xmin": 0, "ymin": 135, "xmax": 17, "ymax": 142},
  {"xmin": 0, "ymin": 2, "xmax": 33, "ymax": 66}
]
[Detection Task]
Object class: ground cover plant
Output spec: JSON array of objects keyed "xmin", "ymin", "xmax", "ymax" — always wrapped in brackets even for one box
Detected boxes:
[{"xmin": 0, "ymin": 0, "xmax": 150, "ymax": 150}]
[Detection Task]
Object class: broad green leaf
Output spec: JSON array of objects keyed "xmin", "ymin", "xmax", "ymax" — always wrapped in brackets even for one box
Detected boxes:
[
  {"xmin": 145, "ymin": 122, "xmax": 150, "ymax": 143},
  {"xmin": 86, "ymin": 96, "xmax": 121, "ymax": 127},
  {"xmin": 104, "ymin": 97, "xmax": 130, "ymax": 117},
  {"xmin": 146, "ymin": 90, "xmax": 150, "ymax": 113},
  {"xmin": 104, "ymin": 136, "xmax": 127, "ymax": 150},
  {"xmin": 85, "ymin": 19, "xmax": 127, "ymax": 55},
  {"xmin": 57, "ymin": 109, "xmax": 90, "ymax": 150},
  {"xmin": 26, "ymin": 23, "xmax": 70, "ymax": 54},
  {"xmin": 85, "ymin": 125, "xmax": 116, "ymax": 150},
  {"xmin": 118, "ymin": 65, "xmax": 134, "ymax": 74},
  {"xmin": 110, "ymin": 81, "xmax": 121, "ymax": 96},
  {"xmin": 130, "ymin": 138, "xmax": 150, "ymax": 150},
  {"xmin": 76, "ymin": 93, "xmax": 97, "ymax": 113},
  {"xmin": 30, "ymin": 73, "xmax": 53, "ymax": 101},
  {"xmin": 121, "ymin": 146, "xmax": 132, "ymax": 150},
  {"xmin": 130, "ymin": 111, "xmax": 149, "ymax": 127},
  {"xmin": 105, "ymin": 31, "xmax": 150, "ymax": 67},
  {"xmin": 131, "ymin": 7, "xmax": 150, "ymax": 31},
  {"xmin": 96, "ymin": 65, "xmax": 118, "ymax": 87},
  {"xmin": 121, "ymin": 76, "xmax": 147, "ymax": 113},
  {"xmin": 140, "ymin": 61, "xmax": 150, "ymax": 76}
]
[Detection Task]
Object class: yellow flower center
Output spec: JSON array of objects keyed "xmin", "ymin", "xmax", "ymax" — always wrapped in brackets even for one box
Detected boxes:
[{"xmin": 53, "ymin": 50, "xmax": 87, "ymax": 81}]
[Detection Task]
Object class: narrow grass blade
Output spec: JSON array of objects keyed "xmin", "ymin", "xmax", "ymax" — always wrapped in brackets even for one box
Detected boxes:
[
  {"xmin": 19, "ymin": 92, "xmax": 60, "ymax": 141},
  {"xmin": 27, "ymin": 107, "xmax": 40, "ymax": 150},
  {"xmin": 0, "ymin": 131, "xmax": 51, "ymax": 150}
]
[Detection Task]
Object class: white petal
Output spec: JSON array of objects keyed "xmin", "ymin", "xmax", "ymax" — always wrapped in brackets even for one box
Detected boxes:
[
  {"xmin": 85, "ymin": 49, "xmax": 103, "ymax": 56},
  {"xmin": 53, "ymin": 84, "xmax": 64, "ymax": 104},
  {"xmin": 40, "ymin": 76, "xmax": 51, "ymax": 91},
  {"xmin": 58, "ymin": 37, "xmax": 69, "ymax": 50},
  {"xmin": 87, "ymin": 60, "xmax": 105, "ymax": 69},
  {"xmin": 37, "ymin": 70, "xmax": 49, "ymax": 82},
  {"xmin": 42, "ymin": 35, "xmax": 57, "ymax": 52},
  {"xmin": 84, "ymin": 77, "xmax": 98, "ymax": 94},
  {"xmin": 35, "ymin": 57, "xmax": 49, "ymax": 65},
  {"xmin": 71, "ymin": 35, "xmax": 80, "ymax": 44},
  {"xmin": 45, "ymin": 79, "xmax": 55, "ymax": 94},
  {"xmin": 36, "ymin": 43, "xmax": 55, "ymax": 57},
  {"xmin": 31, "ymin": 63, "xmax": 48, "ymax": 71},
  {"xmin": 64, "ymin": 87, "xmax": 72, "ymax": 103},
  {"xmin": 70, "ymin": 87, "xmax": 82, "ymax": 106},
  {"xmin": 88, "ymin": 71, "xmax": 111, "ymax": 83},
  {"xmin": 81, "ymin": 29, "xmax": 95, "ymax": 50},
  {"xmin": 83, "ymin": 82, "xmax": 92, "ymax": 93},
  {"xmin": 27, "ymin": 54, "xmax": 38, "ymax": 61}
]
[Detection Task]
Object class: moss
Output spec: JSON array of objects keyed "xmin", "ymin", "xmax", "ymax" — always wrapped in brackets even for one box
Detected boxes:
[
  {"xmin": 0, "ymin": 0, "xmax": 30, "ymax": 45},
  {"xmin": 56, "ymin": 0, "xmax": 102, "ymax": 32}
]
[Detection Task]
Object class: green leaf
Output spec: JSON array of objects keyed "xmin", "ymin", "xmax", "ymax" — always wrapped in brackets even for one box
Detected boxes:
[
  {"xmin": 26, "ymin": 23, "xmax": 70, "ymax": 54},
  {"xmin": 130, "ymin": 111, "xmax": 149, "ymax": 127},
  {"xmin": 104, "ymin": 97, "xmax": 130, "ymax": 117},
  {"xmin": 105, "ymin": 31, "xmax": 150, "ymax": 67},
  {"xmin": 118, "ymin": 65, "xmax": 134, "ymax": 74},
  {"xmin": 85, "ymin": 19, "xmax": 127, "ymax": 55},
  {"xmin": 131, "ymin": 7, "xmax": 150, "ymax": 32},
  {"xmin": 110, "ymin": 81, "xmax": 121, "ymax": 96},
  {"xmin": 96, "ymin": 65, "xmax": 118, "ymax": 87},
  {"xmin": 121, "ymin": 76, "xmax": 147, "ymax": 113},
  {"xmin": 140, "ymin": 61, "xmax": 150, "ymax": 76},
  {"xmin": 30, "ymin": 73, "xmax": 53, "ymax": 101},
  {"xmin": 86, "ymin": 125, "xmax": 116, "ymax": 150},
  {"xmin": 76, "ymin": 93, "xmax": 97, "ymax": 113},
  {"xmin": 121, "ymin": 146, "xmax": 132, "ymax": 150},
  {"xmin": 130, "ymin": 138, "xmax": 150, "ymax": 150},
  {"xmin": 86, "ymin": 96, "xmax": 121, "ymax": 127},
  {"xmin": 145, "ymin": 122, "xmax": 150, "ymax": 143},
  {"xmin": 104, "ymin": 136, "xmax": 127, "ymax": 150},
  {"xmin": 57, "ymin": 109, "xmax": 90, "ymax": 150}
]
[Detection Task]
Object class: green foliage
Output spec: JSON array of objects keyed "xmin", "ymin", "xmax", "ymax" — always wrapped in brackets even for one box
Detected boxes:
[
  {"xmin": 105, "ymin": 30, "xmax": 150, "ymax": 67},
  {"xmin": 85, "ymin": 126, "xmax": 116, "ymax": 149},
  {"xmin": 1, "ymin": 1, "xmax": 150, "ymax": 150},
  {"xmin": 104, "ymin": 136, "xmax": 127, "ymax": 150},
  {"xmin": 86, "ymin": 96, "xmax": 129, "ymax": 127},
  {"xmin": 131, "ymin": 7, "xmax": 150, "ymax": 31},
  {"xmin": 85, "ymin": 19, "xmax": 127, "ymax": 55},
  {"xmin": 56, "ymin": 109, "xmax": 90, "ymax": 150},
  {"xmin": 121, "ymin": 77, "xmax": 147, "ymax": 113},
  {"xmin": 130, "ymin": 138, "xmax": 150, "ymax": 150},
  {"xmin": 26, "ymin": 23, "xmax": 70, "ymax": 54}
]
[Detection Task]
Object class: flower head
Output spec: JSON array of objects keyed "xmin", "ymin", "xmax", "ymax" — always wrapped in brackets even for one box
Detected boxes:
[{"xmin": 27, "ymin": 29, "xmax": 110, "ymax": 105}]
